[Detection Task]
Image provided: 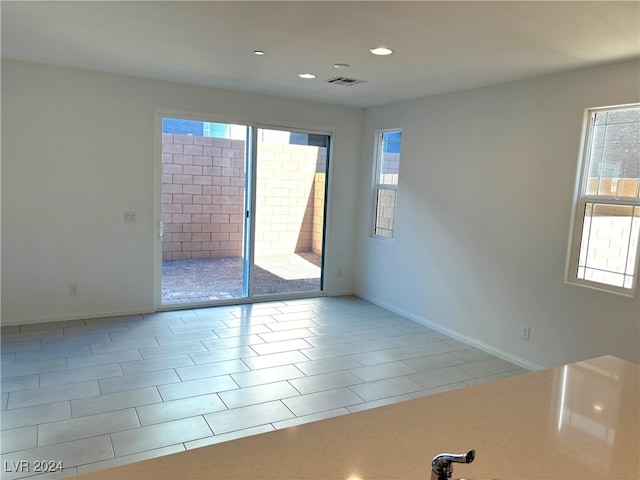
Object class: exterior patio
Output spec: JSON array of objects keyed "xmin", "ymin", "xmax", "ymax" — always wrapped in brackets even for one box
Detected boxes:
[{"xmin": 161, "ymin": 253, "xmax": 322, "ymax": 304}]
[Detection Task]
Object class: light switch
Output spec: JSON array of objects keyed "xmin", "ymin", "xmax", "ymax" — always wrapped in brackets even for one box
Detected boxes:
[{"xmin": 125, "ymin": 212, "xmax": 136, "ymax": 224}]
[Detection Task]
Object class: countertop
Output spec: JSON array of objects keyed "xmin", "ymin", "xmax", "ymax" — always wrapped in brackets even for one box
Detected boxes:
[{"xmin": 75, "ymin": 355, "xmax": 640, "ymax": 479}]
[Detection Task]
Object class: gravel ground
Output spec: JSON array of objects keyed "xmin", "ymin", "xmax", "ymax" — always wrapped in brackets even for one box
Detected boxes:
[{"xmin": 161, "ymin": 253, "xmax": 322, "ymax": 304}]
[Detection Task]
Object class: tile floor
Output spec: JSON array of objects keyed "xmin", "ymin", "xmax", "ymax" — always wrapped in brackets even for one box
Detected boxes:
[{"xmin": 0, "ymin": 296, "xmax": 528, "ymax": 479}]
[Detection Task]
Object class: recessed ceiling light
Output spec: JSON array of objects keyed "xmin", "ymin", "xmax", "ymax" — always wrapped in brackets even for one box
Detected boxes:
[
  {"xmin": 370, "ymin": 47, "xmax": 393, "ymax": 56},
  {"xmin": 298, "ymin": 73, "xmax": 317, "ymax": 79},
  {"xmin": 253, "ymin": 50, "xmax": 265, "ymax": 55},
  {"xmin": 334, "ymin": 63, "xmax": 350, "ymax": 69}
]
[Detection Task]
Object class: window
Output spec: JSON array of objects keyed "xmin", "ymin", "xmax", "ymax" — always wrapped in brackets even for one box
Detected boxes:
[
  {"xmin": 567, "ymin": 104, "xmax": 640, "ymax": 295},
  {"xmin": 372, "ymin": 130, "xmax": 402, "ymax": 238}
]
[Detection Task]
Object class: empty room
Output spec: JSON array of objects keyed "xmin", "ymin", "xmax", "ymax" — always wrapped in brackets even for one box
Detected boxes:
[{"xmin": 1, "ymin": 2, "xmax": 639, "ymax": 479}]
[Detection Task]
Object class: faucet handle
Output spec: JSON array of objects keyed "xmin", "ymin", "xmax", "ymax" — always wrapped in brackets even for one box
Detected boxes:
[{"xmin": 431, "ymin": 449, "xmax": 475, "ymax": 480}]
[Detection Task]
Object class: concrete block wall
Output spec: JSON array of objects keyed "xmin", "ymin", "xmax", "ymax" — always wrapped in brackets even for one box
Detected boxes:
[
  {"xmin": 374, "ymin": 188, "xmax": 397, "ymax": 238},
  {"xmin": 254, "ymin": 145, "xmax": 326, "ymax": 257},
  {"xmin": 579, "ymin": 214, "xmax": 640, "ymax": 288},
  {"xmin": 162, "ymin": 134, "xmax": 326, "ymax": 261},
  {"xmin": 162, "ymin": 134, "xmax": 245, "ymax": 261}
]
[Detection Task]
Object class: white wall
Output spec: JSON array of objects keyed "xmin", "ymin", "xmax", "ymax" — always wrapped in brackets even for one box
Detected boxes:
[
  {"xmin": 1, "ymin": 60, "xmax": 363, "ymax": 324},
  {"xmin": 356, "ymin": 59, "xmax": 640, "ymax": 368}
]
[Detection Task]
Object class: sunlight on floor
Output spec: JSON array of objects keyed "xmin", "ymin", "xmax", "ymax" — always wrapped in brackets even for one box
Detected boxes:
[{"xmin": 254, "ymin": 254, "xmax": 321, "ymax": 280}]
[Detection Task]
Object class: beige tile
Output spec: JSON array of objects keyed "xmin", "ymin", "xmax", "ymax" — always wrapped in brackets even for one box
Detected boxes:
[
  {"xmin": 0, "ymin": 435, "xmax": 113, "ymax": 480},
  {"xmin": 215, "ymin": 324, "xmax": 272, "ymax": 339},
  {"xmin": 14, "ymin": 345, "xmax": 91, "ymax": 363},
  {"xmin": 290, "ymin": 371, "xmax": 362, "ymax": 394},
  {"xmin": 271, "ymin": 311, "xmax": 319, "ymax": 322},
  {"xmin": 348, "ymin": 377, "xmax": 423, "ymax": 402},
  {"xmin": 190, "ymin": 346, "xmax": 256, "ymax": 364},
  {"xmin": 402, "ymin": 351, "xmax": 464, "ymax": 372},
  {"xmin": 231, "ymin": 365, "xmax": 304, "ymax": 388},
  {"xmin": 99, "ymin": 370, "xmax": 180, "ymax": 394},
  {"xmin": 90, "ymin": 337, "xmax": 159, "ymax": 354},
  {"xmin": 282, "ymin": 388, "xmax": 363, "ymax": 417},
  {"xmin": 407, "ymin": 366, "xmax": 474, "ymax": 389},
  {"xmin": 450, "ymin": 347, "xmax": 495, "ymax": 363},
  {"xmin": 219, "ymin": 381, "xmax": 299, "ymax": 409},
  {"xmin": 294, "ymin": 356, "xmax": 364, "ymax": 376},
  {"xmin": 111, "ymin": 416, "xmax": 212, "ymax": 457},
  {"xmin": 67, "ymin": 349, "xmax": 142, "ymax": 369},
  {"xmin": 242, "ymin": 350, "xmax": 309, "ymax": 370},
  {"xmin": 155, "ymin": 330, "xmax": 218, "ymax": 345},
  {"xmin": 8, "ymin": 381, "xmax": 100, "ymax": 409},
  {"xmin": 350, "ymin": 348, "xmax": 413, "ymax": 366},
  {"xmin": 457, "ymin": 358, "xmax": 520, "ymax": 378},
  {"xmin": 158, "ymin": 375, "xmax": 238, "ymax": 401},
  {"xmin": 351, "ymin": 361, "xmax": 417, "ymax": 382},
  {"xmin": 109, "ymin": 326, "xmax": 173, "ymax": 341},
  {"xmin": 138, "ymin": 342, "xmax": 207, "ymax": 359},
  {"xmin": 202, "ymin": 335, "xmax": 265, "ymax": 351},
  {"xmin": 401, "ymin": 340, "xmax": 461, "ymax": 357},
  {"xmin": 71, "ymin": 387, "xmax": 162, "ymax": 418},
  {"xmin": 121, "ymin": 355, "xmax": 194, "ymax": 375},
  {"xmin": 1, "ymin": 374, "xmax": 39, "ymax": 393},
  {"xmin": 168, "ymin": 321, "xmax": 227, "ymax": 334},
  {"xmin": 40, "ymin": 364, "xmax": 123, "ymax": 388},
  {"xmin": 1, "ymin": 402, "xmax": 71, "ymax": 430},
  {"xmin": 411, "ymin": 382, "xmax": 470, "ymax": 398},
  {"xmin": 0, "ymin": 340, "xmax": 42, "ymax": 353},
  {"xmin": 176, "ymin": 359, "xmax": 248, "ymax": 381},
  {"xmin": 38, "ymin": 409, "xmax": 140, "ymax": 446},
  {"xmin": 267, "ymin": 319, "xmax": 320, "ymax": 331},
  {"xmin": 136, "ymin": 393, "xmax": 226, "ymax": 426},
  {"xmin": 0, "ymin": 295, "xmax": 520, "ymax": 475},
  {"xmin": 300, "ymin": 343, "xmax": 363, "ymax": 361},
  {"xmin": 1, "ymin": 426, "xmax": 37, "ymax": 453},
  {"xmin": 258, "ymin": 328, "xmax": 314, "ymax": 343},
  {"xmin": 251, "ymin": 338, "xmax": 312, "ymax": 356},
  {"xmin": 203, "ymin": 401, "xmax": 293, "ymax": 435},
  {"xmin": 2, "ymin": 359, "xmax": 67, "ymax": 379},
  {"xmin": 303, "ymin": 332, "xmax": 360, "ymax": 347}
]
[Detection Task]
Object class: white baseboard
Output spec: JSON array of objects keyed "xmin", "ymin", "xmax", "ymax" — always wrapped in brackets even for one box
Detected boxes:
[
  {"xmin": 1, "ymin": 308, "xmax": 150, "ymax": 326},
  {"xmin": 326, "ymin": 289, "xmax": 356, "ymax": 297},
  {"xmin": 356, "ymin": 293, "xmax": 545, "ymax": 372},
  {"xmin": 0, "ymin": 292, "xmax": 357, "ymax": 326}
]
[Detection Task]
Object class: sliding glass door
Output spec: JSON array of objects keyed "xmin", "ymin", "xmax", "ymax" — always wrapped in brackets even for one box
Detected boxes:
[
  {"xmin": 158, "ymin": 116, "xmax": 329, "ymax": 307},
  {"xmin": 253, "ymin": 128, "xmax": 329, "ymax": 296},
  {"xmin": 160, "ymin": 118, "xmax": 251, "ymax": 305}
]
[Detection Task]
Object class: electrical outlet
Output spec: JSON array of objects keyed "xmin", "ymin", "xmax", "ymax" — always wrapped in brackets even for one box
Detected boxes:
[
  {"xmin": 69, "ymin": 284, "xmax": 78, "ymax": 296},
  {"xmin": 521, "ymin": 326, "xmax": 530, "ymax": 341}
]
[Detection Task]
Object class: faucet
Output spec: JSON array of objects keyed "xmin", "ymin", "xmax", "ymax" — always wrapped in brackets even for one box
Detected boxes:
[{"xmin": 431, "ymin": 449, "xmax": 475, "ymax": 480}]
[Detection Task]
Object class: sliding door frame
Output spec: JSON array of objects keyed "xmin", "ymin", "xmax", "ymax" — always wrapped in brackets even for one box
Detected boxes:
[{"xmin": 153, "ymin": 108, "xmax": 335, "ymax": 311}]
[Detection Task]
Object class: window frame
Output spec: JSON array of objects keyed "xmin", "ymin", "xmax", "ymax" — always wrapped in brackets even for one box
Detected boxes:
[
  {"xmin": 566, "ymin": 103, "xmax": 640, "ymax": 297},
  {"xmin": 371, "ymin": 129, "xmax": 402, "ymax": 240}
]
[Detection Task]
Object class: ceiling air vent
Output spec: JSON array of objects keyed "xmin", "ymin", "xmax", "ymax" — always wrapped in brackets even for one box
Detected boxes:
[{"xmin": 324, "ymin": 76, "xmax": 366, "ymax": 86}]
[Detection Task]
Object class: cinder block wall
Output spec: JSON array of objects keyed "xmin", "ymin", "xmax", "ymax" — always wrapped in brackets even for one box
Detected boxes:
[
  {"xmin": 162, "ymin": 134, "xmax": 245, "ymax": 261},
  {"xmin": 162, "ymin": 134, "xmax": 326, "ymax": 261},
  {"xmin": 254, "ymin": 144, "xmax": 326, "ymax": 257}
]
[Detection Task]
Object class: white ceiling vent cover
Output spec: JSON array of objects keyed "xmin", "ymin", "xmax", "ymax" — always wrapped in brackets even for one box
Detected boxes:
[{"xmin": 324, "ymin": 76, "xmax": 367, "ymax": 86}]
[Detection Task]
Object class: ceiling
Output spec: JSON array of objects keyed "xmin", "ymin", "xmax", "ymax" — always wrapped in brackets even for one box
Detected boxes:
[{"xmin": 2, "ymin": 1, "xmax": 639, "ymax": 108}]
